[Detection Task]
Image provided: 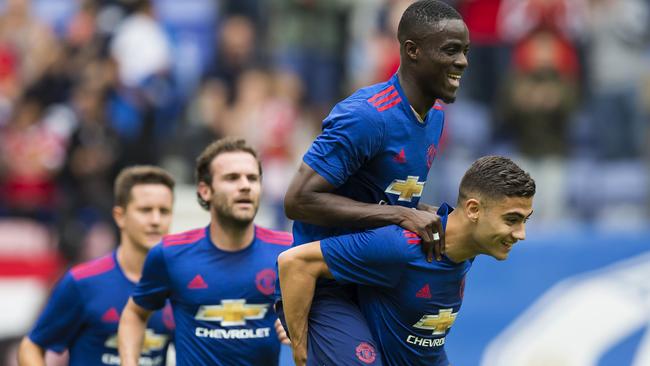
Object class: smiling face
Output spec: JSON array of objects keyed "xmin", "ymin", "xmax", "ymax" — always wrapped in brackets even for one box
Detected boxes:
[
  {"xmin": 407, "ymin": 18, "xmax": 470, "ymax": 103},
  {"xmin": 471, "ymin": 196, "xmax": 534, "ymax": 261},
  {"xmin": 198, "ymin": 151, "xmax": 261, "ymax": 228},
  {"xmin": 114, "ymin": 183, "xmax": 174, "ymax": 251}
]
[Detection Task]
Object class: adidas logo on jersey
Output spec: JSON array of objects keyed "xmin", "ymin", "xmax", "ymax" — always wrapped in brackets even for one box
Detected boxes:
[
  {"xmin": 416, "ymin": 284, "xmax": 432, "ymax": 299},
  {"xmin": 187, "ymin": 274, "xmax": 208, "ymax": 289}
]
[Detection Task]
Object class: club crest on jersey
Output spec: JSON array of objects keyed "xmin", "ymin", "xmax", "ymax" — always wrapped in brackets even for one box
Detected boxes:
[
  {"xmin": 385, "ymin": 176, "xmax": 425, "ymax": 202},
  {"xmin": 255, "ymin": 269, "xmax": 277, "ymax": 296},
  {"xmin": 355, "ymin": 342, "xmax": 377, "ymax": 364},
  {"xmin": 195, "ymin": 299, "xmax": 268, "ymax": 326},
  {"xmin": 413, "ymin": 308, "xmax": 458, "ymax": 335},
  {"xmin": 105, "ymin": 329, "xmax": 168, "ymax": 354}
]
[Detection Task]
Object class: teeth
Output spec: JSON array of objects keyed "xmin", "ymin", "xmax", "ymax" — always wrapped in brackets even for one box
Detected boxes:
[{"xmin": 448, "ymin": 74, "xmax": 461, "ymax": 80}]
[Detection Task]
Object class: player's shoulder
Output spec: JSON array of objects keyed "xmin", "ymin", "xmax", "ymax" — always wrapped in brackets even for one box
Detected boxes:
[
  {"xmin": 373, "ymin": 225, "xmax": 422, "ymax": 247},
  {"xmin": 69, "ymin": 252, "xmax": 117, "ymax": 282},
  {"xmin": 255, "ymin": 226, "xmax": 293, "ymax": 249},
  {"xmin": 331, "ymin": 79, "xmax": 401, "ymax": 119},
  {"xmin": 161, "ymin": 227, "xmax": 206, "ymax": 249}
]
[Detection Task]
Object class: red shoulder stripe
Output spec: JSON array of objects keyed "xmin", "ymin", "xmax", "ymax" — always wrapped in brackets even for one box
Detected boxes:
[
  {"xmin": 71, "ymin": 255, "xmax": 115, "ymax": 280},
  {"xmin": 407, "ymin": 239, "xmax": 422, "ymax": 245},
  {"xmin": 377, "ymin": 98, "xmax": 402, "ymax": 112},
  {"xmin": 367, "ymin": 85, "xmax": 395, "ymax": 103},
  {"xmin": 163, "ymin": 228, "xmax": 205, "ymax": 247},
  {"xmin": 371, "ymin": 91, "xmax": 399, "ymax": 107},
  {"xmin": 256, "ymin": 227, "xmax": 293, "ymax": 246}
]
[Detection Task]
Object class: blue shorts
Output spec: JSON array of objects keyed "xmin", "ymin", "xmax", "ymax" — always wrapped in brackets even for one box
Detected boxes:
[{"xmin": 277, "ymin": 286, "xmax": 383, "ymax": 366}]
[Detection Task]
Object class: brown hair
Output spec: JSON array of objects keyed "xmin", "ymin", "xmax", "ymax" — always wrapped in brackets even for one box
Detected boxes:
[
  {"xmin": 458, "ymin": 156, "xmax": 536, "ymax": 203},
  {"xmin": 114, "ymin": 165, "xmax": 175, "ymax": 208},
  {"xmin": 195, "ymin": 137, "xmax": 262, "ymax": 210}
]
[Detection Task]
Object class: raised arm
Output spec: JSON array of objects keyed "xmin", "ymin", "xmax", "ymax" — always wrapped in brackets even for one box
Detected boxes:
[
  {"xmin": 284, "ymin": 163, "xmax": 445, "ymax": 260},
  {"xmin": 17, "ymin": 337, "xmax": 46, "ymax": 366},
  {"xmin": 118, "ymin": 299, "xmax": 153, "ymax": 366},
  {"xmin": 277, "ymin": 242, "xmax": 331, "ymax": 366}
]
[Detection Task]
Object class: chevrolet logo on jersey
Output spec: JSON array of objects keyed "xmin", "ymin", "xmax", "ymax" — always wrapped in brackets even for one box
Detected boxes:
[
  {"xmin": 195, "ymin": 299, "xmax": 269, "ymax": 326},
  {"xmin": 385, "ymin": 176, "xmax": 425, "ymax": 201},
  {"xmin": 105, "ymin": 329, "xmax": 168, "ymax": 354},
  {"xmin": 413, "ymin": 308, "xmax": 458, "ymax": 335}
]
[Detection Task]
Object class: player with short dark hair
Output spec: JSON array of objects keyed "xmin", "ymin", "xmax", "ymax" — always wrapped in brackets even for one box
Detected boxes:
[
  {"xmin": 279, "ymin": 156, "xmax": 536, "ymax": 366},
  {"xmin": 280, "ymin": 0, "xmax": 470, "ymax": 364},
  {"xmin": 18, "ymin": 166, "xmax": 176, "ymax": 366},
  {"xmin": 118, "ymin": 137, "xmax": 290, "ymax": 366}
]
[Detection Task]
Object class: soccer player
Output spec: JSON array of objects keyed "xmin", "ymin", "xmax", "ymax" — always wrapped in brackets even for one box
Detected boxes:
[
  {"xmin": 279, "ymin": 156, "xmax": 536, "ymax": 366},
  {"xmin": 118, "ymin": 138, "xmax": 290, "ymax": 366},
  {"xmin": 18, "ymin": 166, "xmax": 176, "ymax": 366},
  {"xmin": 280, "ymin": 0, "xmax": 470, "ymax": 364}
]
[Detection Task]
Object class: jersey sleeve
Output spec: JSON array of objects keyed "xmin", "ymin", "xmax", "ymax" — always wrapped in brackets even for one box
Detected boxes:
[
  {"xmin": 320, "ymin": 226, "xmax": 408, "ymax": 288},
  {"xmin": 28, "ymin": 273, "xmax": 85, "ymax": 353},
  {"xmin": 303, "ymin": 104, "xmax": 383, "ymax": 187},
  {"xmin": 132, "ymin": 244, "xmax": 172, "ymax": 310}
]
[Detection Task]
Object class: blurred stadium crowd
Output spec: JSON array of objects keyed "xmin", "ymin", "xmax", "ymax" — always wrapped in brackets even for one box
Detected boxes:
[{"xmin": 0, "ymin": 0, "xmax": 649, "ymax": 361}]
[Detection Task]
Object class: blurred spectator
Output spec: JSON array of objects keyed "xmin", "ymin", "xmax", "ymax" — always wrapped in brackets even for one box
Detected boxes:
[
  {"xmin": 109, "ymin": 0, "xmax": 171, "ymax": 88},
  {"xmin": 498, "ymin": 29, "xmax": 579, "ymax": 157},
  {"xmin": 269, "ymin": 0, "xmax": 348, "ymax": 115},
  {"xmin": 585, "ymin": 0, "xmax": 650, "ymax": 159},
  {"xmin": 208, "ymin": 15, "xmax": 262, "ymax": 104},
  {"xmin": 162, "ymin": 78, "xmax": 229, "ymax": 182},
  {"xmin": 0, "ymin": 0, "xmax": 57, "ymax": 88},
  {"xmin": 498, "ymin": 0, "xmax": 587, "ymax": 43},
  {"xmin": 0, "ymin": 92, "xmax": 67, "ymax": 221}
]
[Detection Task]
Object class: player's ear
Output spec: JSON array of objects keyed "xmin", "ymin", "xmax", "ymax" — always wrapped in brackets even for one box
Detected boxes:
[
  {"xmin": 404, "ymin": 39, "xmax": 419, "ymax": 61},
  {"xmin": 464, "ymin": 198, "xmax": 480, "ymax": 223},
  {"xmin": 113, "ymin": 205, "xmax": 126, "ymax": 229},
  {"xmin": 197, "ymin": 181, "xmax": 212, "ymax": 203}
]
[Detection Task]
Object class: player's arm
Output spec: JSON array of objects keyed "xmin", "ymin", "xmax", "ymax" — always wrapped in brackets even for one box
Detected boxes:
[
  {"xmin": 277, "ymin": 242, "xmax": 331, "ymax": 366},
  {"xmin": 118, "ymin": 299, "xmax": 153, "ymax": 366},
  {"xmin": 118, "ymin": 244, "xmax": 170, "ymax": 365},
  {"xmin": 285, "ymin": 163, "xmax": 445, "ymax": 261},
  {"xmin": 19, "ymin": 273, "xmax": 85, "ymax": 365},
  {"xmin": 17, "ymin": 337, "xmax": 46, "ymax": 366}
]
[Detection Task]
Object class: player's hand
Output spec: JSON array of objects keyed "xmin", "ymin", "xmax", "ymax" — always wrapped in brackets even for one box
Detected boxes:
[
  {"xmin": 274, "ymin": 318, "xmax": 291, "ymax": 345},
  {"xmin": 399, "ymin": 205, "xmax": 445, "ymax": 262},
  {"xmin": 291, "ymin": 341, "xmax": 307, "ymax": 366}
]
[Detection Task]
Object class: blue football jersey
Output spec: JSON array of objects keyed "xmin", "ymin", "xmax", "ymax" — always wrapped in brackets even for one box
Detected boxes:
[
  {"xmin": 320, "ymin": 204, "xmax": 472, "ymax": 366},
  {"xmin": 28, "ymin": 251, "xmax": 174, "ymax": 366},
  {"xmin": 132, "ymin": 226, "xmax": 291, "ymax": 366},
  {"xmin": 296, "ymin": 73, "xmax": 446, "ymax": 245}
]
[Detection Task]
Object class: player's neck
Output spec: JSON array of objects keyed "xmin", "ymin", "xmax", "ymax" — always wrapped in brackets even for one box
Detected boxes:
[
  {"xmin": 116, "ymin": 239, "xmax": 147, "ymax": 283},
  {"xmin": 209, "ymin": 219, "xmax": 255, "ymax": 252},
  {"xmin": 443, "ymin": 211, "xmax": 476, "ymax": 263},
  {"xmin": 397, "ymin": 68, "xmax": 433, "ymax": 118}
]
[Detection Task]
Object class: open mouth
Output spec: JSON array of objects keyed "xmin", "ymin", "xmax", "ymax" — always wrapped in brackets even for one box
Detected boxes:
[{"xmin": 447, "ymin": 73, "xmax": 462, "ymax": 88}]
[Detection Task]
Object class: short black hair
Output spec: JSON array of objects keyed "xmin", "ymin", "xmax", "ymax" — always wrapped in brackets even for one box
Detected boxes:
[
  {"xmin": 458, "ymin": 156, "xmax": 536, "ymax": 203},
  {"xmin": 397, "ymin": 0, "xmax": 463, "ymax": 44},
  {"xmin": 195, "ymin": 137, "xmax": 262, "ymax": 210}
]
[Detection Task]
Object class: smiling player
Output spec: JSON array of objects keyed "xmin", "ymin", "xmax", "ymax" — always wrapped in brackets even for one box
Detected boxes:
[
  {"xmin": 280, "ymin": 1, "xmax": 471, "ymax": 364},
  {"xmin": 279, "ymin": 156, "xmax": 535, "ymax": 366}
]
